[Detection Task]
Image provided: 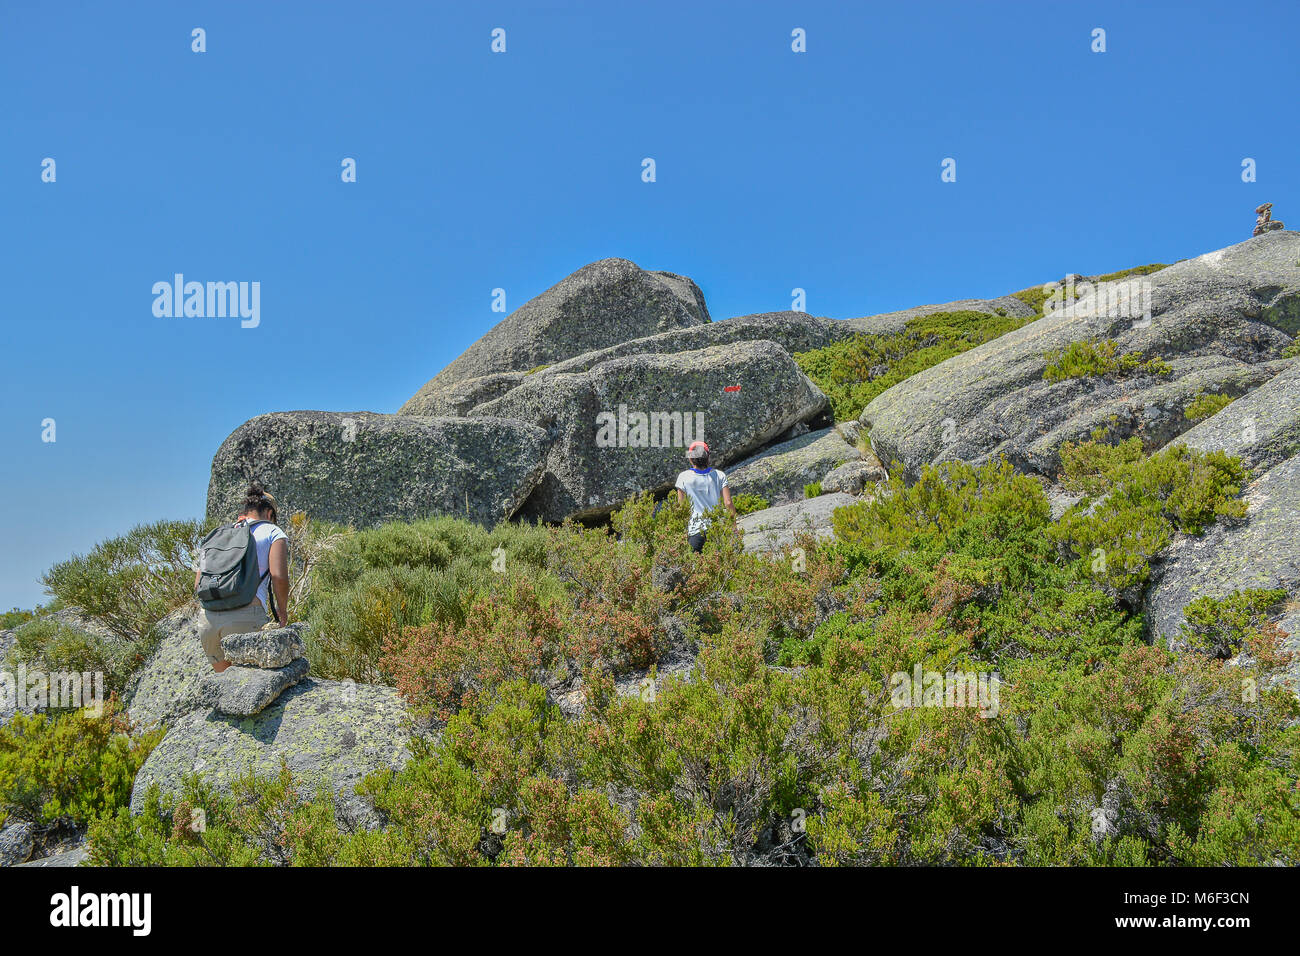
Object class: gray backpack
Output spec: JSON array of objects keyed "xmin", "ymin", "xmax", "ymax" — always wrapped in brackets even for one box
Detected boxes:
[{"xmin": 195, "ymin": 519, "xmax": 272, "ymax": 614}]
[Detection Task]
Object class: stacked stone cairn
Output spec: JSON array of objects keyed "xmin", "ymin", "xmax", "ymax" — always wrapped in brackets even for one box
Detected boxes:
[{"xmin": 201, "ymin": 624, "xmax": 311, "ymax": 718}]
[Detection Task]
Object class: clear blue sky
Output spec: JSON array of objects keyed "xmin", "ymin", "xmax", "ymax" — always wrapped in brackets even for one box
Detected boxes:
[{"xmin": 2, "ymin": 0, "xmax": 1296, "ymax": 610}]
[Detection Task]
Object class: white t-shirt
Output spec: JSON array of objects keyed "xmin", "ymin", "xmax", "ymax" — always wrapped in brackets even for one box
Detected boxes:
[
  {"xmin": 675, "ymin": 467, "xmax": 728, "ymax": 536},
  {"xmin": 244, "ymin": 519, "xmax": 288, "ymax": 612}
]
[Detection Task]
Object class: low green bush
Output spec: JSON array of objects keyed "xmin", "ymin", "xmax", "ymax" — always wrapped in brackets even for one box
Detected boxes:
[
  {"xmin": 1185, "ymin": 392, "xmax": 1234, "ymax": 422},
  {"xmin": 730, "ymin": 493, "xmax": 769, "ymax": 516},
  {"xmin": 0, "ymin": 701, "xmax": 161, "ymax": 831},
  {"xmin": 1043, "ymin": 340, "xmax": 1171, "ymax": 382}
]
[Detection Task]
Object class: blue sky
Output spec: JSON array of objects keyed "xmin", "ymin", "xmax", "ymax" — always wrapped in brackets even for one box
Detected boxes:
[{"xmin": 2, "ymin": 0, "xmax": 1296, "ymax": 609}]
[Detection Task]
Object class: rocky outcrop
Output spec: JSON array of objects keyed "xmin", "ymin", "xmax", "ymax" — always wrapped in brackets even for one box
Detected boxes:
[
  {"xmin": 398, "ymin": 371, "xmax": 527, "ymax": 418},
  {"xmin": 727, "ymin": 428, "xmax": 862, "ymax": 506},
  {"xmin": 1173, "ymin": 359, "xmax": 1300, "ymax": 472},
  {"xmin": 400, "ymin": 258, "xmax": 710, "ymax": 414},
  {"xmin": 207, "ymin": 411, "xmax": 548, "ymax": 528},
  {"xmin": 532, "ymin": 311, "xmax": 856, "ymax": 379},
  {"xmin": 125, "ymin": 603, "xmax": 219, "ymax": 731},
  {"xmin": 473, "ymin": 340, "xmax": 830, "ymax": 521},
  {"xmin": 130, "ymin": 678, "xmax": 416, "ymax": 826},
  {"xmin": 1146, "ymin": 452, "xmax": 1300, "ymax": 647},
  {"xmin": 737, "ymin": 492, "xmax": 857, "ymax": 553},
  {"xmin": 862, "ymin": 232, "xmax": 1300, "ymax": 480}
]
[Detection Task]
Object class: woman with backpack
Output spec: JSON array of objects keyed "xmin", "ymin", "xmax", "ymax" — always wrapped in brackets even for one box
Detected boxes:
[{"xmin": 193, "ymin": 481, "xmax": 290, "ymax": 672}]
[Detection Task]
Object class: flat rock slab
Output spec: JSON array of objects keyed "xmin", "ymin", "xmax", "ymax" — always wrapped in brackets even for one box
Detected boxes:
[
  {"xmin": 1146, "ymin": 452, "xmax": 1300, "ymax": 647},
  {"xmin": 727, "ymin": 428, "xmax": 862, "ymax": 506},
  {"xmin": 221, "ymin": 625, "xmax": 307, "ymax": 669},
  {"xmin": 207, "ymin": 411, "xmax": 548, "ymax": 528},
  {"xmin": 1174, "ymin": 358, "xmax": 1300, "ymax": 473},
  {"xmin": 16, "ymin": 846, "xmax": 88, "ymax": 868},
  {"xmin": 130, "ymin": 678, "xmax": 416, "ymax": 827},
  {"xmin": 202, "ymin": 657, "xmax": 310, "ymax": 717},
  {"xmin": 737, "ymin": 492, "xmax": 857, "ymax": 553}
]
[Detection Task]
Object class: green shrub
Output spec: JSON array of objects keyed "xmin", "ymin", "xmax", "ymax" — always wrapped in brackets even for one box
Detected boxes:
[
  {"xmin": 730, "ymin": 493, "xmax": 769, "ymax": 516},
  {"xmin": 1052, "ymin": 440, "xmax": 1248, "ymax": 596},
  {"xmin": 1, "ymin": 608, "xmax": 40, "ymax": 630},
  {"xmin": 803, "ymin": 481, "xmax": 823, "ymax": 499},
  {"xmin": 40, "ymin": 519, "xmax": 210, "ymax": 639},
  {"xmin": 0, "ymin": 701, "xmax": 161, "ymax": 830},
  {"xmin": 1043, "ymin": 340, "xmax": 1171, "ymax": 383},
  {"xmin": 1179, "ymin": 589, "xmax": 1287, "ymax": 658},
  {"xmin": 1185, "ymin": 392, "xmax": 1234, "ymax": 422},
  {"xmin": 1094, "ymin": 263, "xmax": 1167, "ymax": 283}
]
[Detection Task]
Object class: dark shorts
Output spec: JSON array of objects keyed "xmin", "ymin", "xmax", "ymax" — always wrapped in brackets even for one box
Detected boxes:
[{"xmin": 688, "ymin": 532, "xmax": 706, "ymax": 553}]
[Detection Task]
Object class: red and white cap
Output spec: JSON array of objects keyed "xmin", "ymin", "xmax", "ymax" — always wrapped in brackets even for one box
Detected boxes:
[{"xmin": 687, "ymin": 441, "xmax": 709, "ymax": 460}]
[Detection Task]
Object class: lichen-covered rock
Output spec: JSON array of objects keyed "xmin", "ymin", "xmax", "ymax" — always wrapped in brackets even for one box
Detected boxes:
[
  {"xmin": 125, "ymin": 603, "xmax": 213, "ymax": 732},
  {"xmin": 207, "ymin": 411, "xmax": 548, "ymax": 528},
  {"xmin": 1146, "ymin": 452, "xmax": 1300, "ymax": 647},
  {"xmin": 220, "ymin": 625, "xmax": 307, "ymax": 670},
  {"xmin": 201, "ymin": 658, "xmax": 310, "ymax": 717},
  {"xmin": 529, "ymin": 311, "xmax": 856, "ymax": 380},
  {"xmin": 821, "ymin": 456, "xmax": 888, "ymax": 495},
  {"xmin": 130, "ymin": 678, "xmax": 416, "ymax": 826},
  {"xmin": 474, "ymin": 340, "xmax": 830, "ymax": 521},
  {"xmin": 1174, "ymin": 359, "xmax": 1300, "ymax": 472},
  {"xmin": 400, "ymin": 258, "xmax": 710, "ymax": 413},
  {"xmin": 727, "ymin": 428, "xmax": 862, "ymax": 506},
  {"xmin": 399, "ymin": 371, "xmax": 527, "ymax": 418},
  {"xmin": 737, "ymin": 492, "xmax": 857, "ymax": 553},
  {"xmin": 0, "ymin": 821, "xmax": 35, "ymax": 867},
  {"xmin": 862, "ymin": 232, "xmax": 1300, "ymax": 480}
]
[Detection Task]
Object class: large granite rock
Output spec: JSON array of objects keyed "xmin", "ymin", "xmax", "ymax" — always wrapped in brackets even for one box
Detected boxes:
[
  {"xmin": 400, "ymin": 258, "xmax": 710, "ymax": 414},
  {"xmin": 221, "ymin": 625, "xmax": 307, "ymax": 669},
  {"xmin": 125, "ymin": 603, "xmax": 213, "ymax": 731},
  {"xmin": 200, "ymin": 658, "xmax": 310, "ymax": 717},
  {"xmin": 472, "ymin": 340, "xmax": 830, "ymax": 521},
  {"xmin": 737, "ymin": 492, "xmax": 857, "ymax": 553},
  {"xmin": 727, "ymin": 428, "xmax": 862, "ymax": 506},
  {"xmin": 1146, "ymin": 452, "xmax": 1300, "ymax": 647},
  {"xmin": 861, "ymin": 232, "xmax": 1300, "ymax": 480},
  {"xmin": 207, "ymin": 411, "xmax": 548, "ymax": 528},
  {"xmin": 130, "ymin": 678, "xmax": 416, "ymax": 826},
  {"xmin": 1174, "ymin": 359, "xmax": 1300, "ymax": 472},
  {"xmin": 398, "ymin": 371, "xmax": 527, "ymax": 418}
]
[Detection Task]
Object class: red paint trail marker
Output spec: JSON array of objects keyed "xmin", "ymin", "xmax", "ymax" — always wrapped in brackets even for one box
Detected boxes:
[{"xmin": 723, "ymin": 385, "xmax": 742, "ymax": 392}]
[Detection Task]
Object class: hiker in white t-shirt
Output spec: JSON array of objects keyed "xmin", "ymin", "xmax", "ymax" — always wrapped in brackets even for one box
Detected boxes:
[
  {"xmin": 193, "ymin": 481, "xmax": 290, "ymax": 672},
  {"xmin": 674, "ymin": 441, "xmax": 736, "ymax": 553}
]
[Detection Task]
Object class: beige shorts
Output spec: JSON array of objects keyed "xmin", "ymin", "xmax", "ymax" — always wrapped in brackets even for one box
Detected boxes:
[{"xmin": 198, "ymin": 601, "xmax": 269, "ymax": 666}]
